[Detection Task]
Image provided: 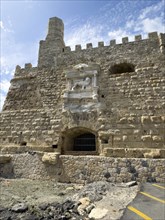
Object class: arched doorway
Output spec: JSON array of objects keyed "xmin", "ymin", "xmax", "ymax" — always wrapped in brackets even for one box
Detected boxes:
[{"xmin": 61, "ymin": 127, "xmax": 98, "ymax": 155}]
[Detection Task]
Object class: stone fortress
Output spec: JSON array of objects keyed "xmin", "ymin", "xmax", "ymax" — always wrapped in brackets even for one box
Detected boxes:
[{"xmin": 0, "ymin": 17, "xmax": 165, "ymax": 183}]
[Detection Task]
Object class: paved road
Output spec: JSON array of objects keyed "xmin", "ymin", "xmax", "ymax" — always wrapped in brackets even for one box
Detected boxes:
[{"xmin": 121, "ymin": 183, "xmax": 165, "ymax": 220}]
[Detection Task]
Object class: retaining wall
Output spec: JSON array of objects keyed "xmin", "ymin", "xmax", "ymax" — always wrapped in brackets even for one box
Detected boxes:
[{"xmin": 0, "ymin": 154, "xmax": 164, "ymax": 183}]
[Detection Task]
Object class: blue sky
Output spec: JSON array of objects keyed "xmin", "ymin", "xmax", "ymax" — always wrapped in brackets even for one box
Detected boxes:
[{"xmin": 0, "ymin": 0, "xmax": 165, "ymax": 110}]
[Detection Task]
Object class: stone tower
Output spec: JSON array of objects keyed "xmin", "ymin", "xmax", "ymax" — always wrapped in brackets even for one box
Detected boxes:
[{"xmin": 38, "ymin": 17, "xmax": 65, "ymax": 68}]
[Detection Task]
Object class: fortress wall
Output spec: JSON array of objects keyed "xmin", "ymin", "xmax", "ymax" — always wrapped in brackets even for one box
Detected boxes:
[
  {"xmin": 0, "ymin": 154, "xmax": 164, "ymax": 183},
  {"xmin": 0, "ymin": 19, "xmax": 164, "ymax": 156},
  {"xmin": 0, "ymin": 109, "xmax": 61, "ymax": 148},
  {"xmin": 0, "ymin": 52, "xmax": 164, "ymax": 152},
  {"xmin": 61, "ymin": 32, "xmax": 161, "ymax": 66},
  {"xmin": 59, "ymin": 156, "xmax": 165, "ymax": 183}
]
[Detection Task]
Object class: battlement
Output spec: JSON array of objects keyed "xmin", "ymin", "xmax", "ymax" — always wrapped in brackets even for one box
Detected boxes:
[
  {"xmin": 64, "ymin": 32, "xmax": 165, "ymax": 52},
  {"xmin": 37, "ymin": 17, "xmax": 165, "ymax": 68},
  {"xmin": 14, "ymin": 63, "xmax": 37, "ymax": 78}
]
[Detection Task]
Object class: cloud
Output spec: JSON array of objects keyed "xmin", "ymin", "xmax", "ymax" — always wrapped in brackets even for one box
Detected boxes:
[
  {"xmin": 139, "ymin": 0, "xmax": 164, "ymax": 19},
  {"xmin": 0, "ymin": 19, "xmax": 39, "ymax": 110},
  {"xmin": 0, "ymin": 21, "xmax": 5, "ymax": 29},
  {"xmin": 65, "ymin": 0, "xmax": 164, "ymax": 50},
  {"xmin": 108, "ymin": 29, "xmax": 135, "ymax": 43},
  {"xmin": 0, "ymin": 79, "xmax": 10, "ymax": 94},
  {"xmin": 0, "ymin": 20, "xmax": 13, "ymax": 32},
  {"xmin": 136, "ymin": 17, "xmax": 165, "ymax": 33},
  {"xmin": 65, "ymin": 22, "xmax": 104, "ymax": 49}
]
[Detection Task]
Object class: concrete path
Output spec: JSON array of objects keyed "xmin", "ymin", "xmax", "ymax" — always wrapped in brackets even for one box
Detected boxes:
[{"xmin": 121, "ymin": 183, "xmax": 165, "ymax": 220}]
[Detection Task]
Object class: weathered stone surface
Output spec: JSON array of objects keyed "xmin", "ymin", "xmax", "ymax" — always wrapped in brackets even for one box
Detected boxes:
[
  {"xmin": 77, "ymin": 197, "xmax": 91, "ymax": 215},
  {"xmin": 143, "ymin": 149, "xmax": 161, "ymax": 158},
  {"xmin": 0, "ymin": 155, "xmax": 12, "ymax": 164},
  {"xmin": 11, "ymin": 203, "xmax": 28, "ymax": 212},
  {"xmin": 89, "ymin": 207, "xmax": 108, "ymax": 219},
  {"xmin": 42, "ymin": 153, "xmax": 59, "ymax": 165}
]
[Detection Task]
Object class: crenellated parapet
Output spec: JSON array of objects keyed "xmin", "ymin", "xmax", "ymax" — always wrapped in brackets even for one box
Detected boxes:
[
  {"xmin": 14, "ymin": 63, "xmax": 37, "ymax": 78},
  {"xmin": 63, "ymin": 32, "xmax": 164, "ymax": 53}
]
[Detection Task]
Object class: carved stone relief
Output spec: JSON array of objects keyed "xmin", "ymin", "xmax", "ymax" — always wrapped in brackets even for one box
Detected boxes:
[{"xmin": 62, "ymin": 63, "xmax": 101, "ymax": 113}]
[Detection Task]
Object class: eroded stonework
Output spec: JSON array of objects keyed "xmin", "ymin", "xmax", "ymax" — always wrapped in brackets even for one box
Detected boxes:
[{"xmin": 0, "ymin": 17, "xmax": 165, "ymax": 164}]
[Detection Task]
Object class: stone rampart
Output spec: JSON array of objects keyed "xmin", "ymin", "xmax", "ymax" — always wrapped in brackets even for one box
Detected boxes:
[{"xmin": 0, "ymin": 154, "xmax": 164, "ymax": 183}]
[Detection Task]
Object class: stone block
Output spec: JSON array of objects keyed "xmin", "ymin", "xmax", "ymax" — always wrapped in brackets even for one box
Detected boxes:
[
  {"xmin": 110, "ymin": 39, "xmax": 116, "ymax": 45},
  {"xmin": 45, "ymin": 138, "xmax": 53, "ymax": 143},
  {"xmin": 148, "ymin": 32, "xmax": 158, "ymax": 39},
  {"xmin": 42, "ymin": 152, "xmax": 60, "ymax": 165},
  {"xmin": 141, "ymin": 135, "xmax": 152, "ymax": 142},
  {"xmin": 118, "ymin": 117, "xmax": 127, "ymax": 124},
  {"xmin": 141, "ymin": 116, "xmax": 150, "ymax": 124},
  {"xmin": 25, "ymin": 63, "xmax": 32, "ymax": 69},
  {"xmin": 122, "ymin": 37, "xmax": 128, "ymax": 43},
  {"xmin": 152, "ymin": 135, "xmax": 162, "ymax": 142},
  {"xmin": 48, "ymin": 130, "xmax": 54, "ymax": 135},
  {"xmin": 0, "ymin": 131, "xmax": 7, "ymax": 136},
  {"xmin": 104, "ymin": 148, "xmax": 125, "ymax": 157},
  {"xmin": 98, "ymin": 41, "xmax": 104, "ymax": 47},
  {"xmin": 64, "ymin": 46, "xmax": 71, "ymax": 52},
  {"xmin": 143, "ymin": 149, "xmax": 161, "ymax": 158},
  {"xmin": 135, "ymin": 35, "xmax": 142, "ymax": 41},
  {"xmin": 75, "ymin": 44, "xmax": 82, "ymax": 51},
  {"xmin": 22, "ymin": 131, "xmax": 31, "ymax": 136},
  {"xmin": 122, "ymin": 135, "xmax": 128, "ymax": 141},
  {"xmin": 150, "ymin": 116, "xmax": 162, "ymax": 123},
  {"xmin": 86, "ymin": 43, "xmax": 93, "ymax": 49},
  {"xmin": 0, "ymin": 154, "xmax": 12, "ymax": 164},
  {"xmin": 30, "ymin": 138, "xmax": 36, "ymax": 143}
]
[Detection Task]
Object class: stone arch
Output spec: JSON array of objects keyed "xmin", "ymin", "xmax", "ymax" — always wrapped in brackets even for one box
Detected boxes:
[
  {"xmin": 61, "ymin": 127, "xmax": 98, "ymax": 155},
  {"xmin": 109, "ymin": 62, "xmax": 135, "ymax": 74}
]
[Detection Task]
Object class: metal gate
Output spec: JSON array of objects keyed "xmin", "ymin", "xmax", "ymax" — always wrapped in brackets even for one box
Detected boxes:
[{"xmin": 73, "ymin": 133, "xmax": 96, "ymax": 151}]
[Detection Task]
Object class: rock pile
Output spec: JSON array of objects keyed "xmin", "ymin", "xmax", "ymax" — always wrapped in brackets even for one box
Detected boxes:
[
  {"xmin": 0, "ymin": 199, "xmax": 95, "ymax": 220},
  {"xmin": 0, "ymin": 180, "xmax": 138, "ymax": 220}
]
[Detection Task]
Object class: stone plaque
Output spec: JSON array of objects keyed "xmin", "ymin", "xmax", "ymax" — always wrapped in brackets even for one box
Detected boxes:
[{"xmin": 63, "ymin": 63, "xmax": 101, "ymax": 113}]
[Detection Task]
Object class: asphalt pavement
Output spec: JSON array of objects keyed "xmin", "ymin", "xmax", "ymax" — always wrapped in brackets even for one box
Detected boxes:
[{"xmin": 121, "ymin": 183, "xmax": 165, "ymax": 220}]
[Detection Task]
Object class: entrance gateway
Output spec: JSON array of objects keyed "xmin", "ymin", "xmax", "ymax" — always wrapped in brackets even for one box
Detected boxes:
[{"xmin": 61, "ymin": 128, "xmax": 97, "ymax": 155}]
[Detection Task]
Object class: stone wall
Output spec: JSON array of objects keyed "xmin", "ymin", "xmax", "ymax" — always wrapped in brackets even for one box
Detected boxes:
[
  {"xmin": 0, "ymin": 17, "xmax": 165, "ymax": 158},
  {"xmin": 0, "ymin": 154, "xmax": 164, "ymax": 183},
  {"xmin": 0, "ymin": 152, "xmax": 61, "ymax": 179}
]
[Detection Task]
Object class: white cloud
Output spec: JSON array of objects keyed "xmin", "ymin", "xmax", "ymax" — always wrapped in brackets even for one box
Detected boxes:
[
  {"xmin": 0, "ymin": 79, "xmax": 10, "ymax": 94},
  {"xmin": 136, "ymin": 17, "xmax": 165, "ymax": 33},
  {"xmin": 126, "ymin": 20, "xmax": 135, "ymax": 29},
  {"xmin": 139, "ymin": 0, "xmax": 164, "ymax": 19},
  {"xmin": 0, "ymin": 20, "xmax": 13, "ymax": 32},
  {"xmin": 0, "ymin": 21, "xmax": 5, "ymax": 30},
  {"xmin": 108, "ymin": 29, "xmax": 135, "ymax": 43},
  {"xmin": 0, "ymin": 18, "xmax": 38, "ymax": 110},
  {"xmin": 65, "ymin": 22, "xmax": 104, "ymax": 49}
]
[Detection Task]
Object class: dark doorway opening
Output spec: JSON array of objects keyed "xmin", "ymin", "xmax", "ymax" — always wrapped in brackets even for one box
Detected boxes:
[{"xmin": 73, "ymin": 133, "xmax": 96, "ymax": 151}]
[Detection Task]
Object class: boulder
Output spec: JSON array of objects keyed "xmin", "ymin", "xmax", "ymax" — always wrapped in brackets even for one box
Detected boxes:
[
  {"xmin": 11, "ymin": 203, "xmax": 28, "ymax": 213},
  {"xmin": 89, "ymin": 207, "xmax": 108, "ymax": 219},
  {"xmin": 42, "ymin": 152, "xmax": 59, "ymax": 165}
]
